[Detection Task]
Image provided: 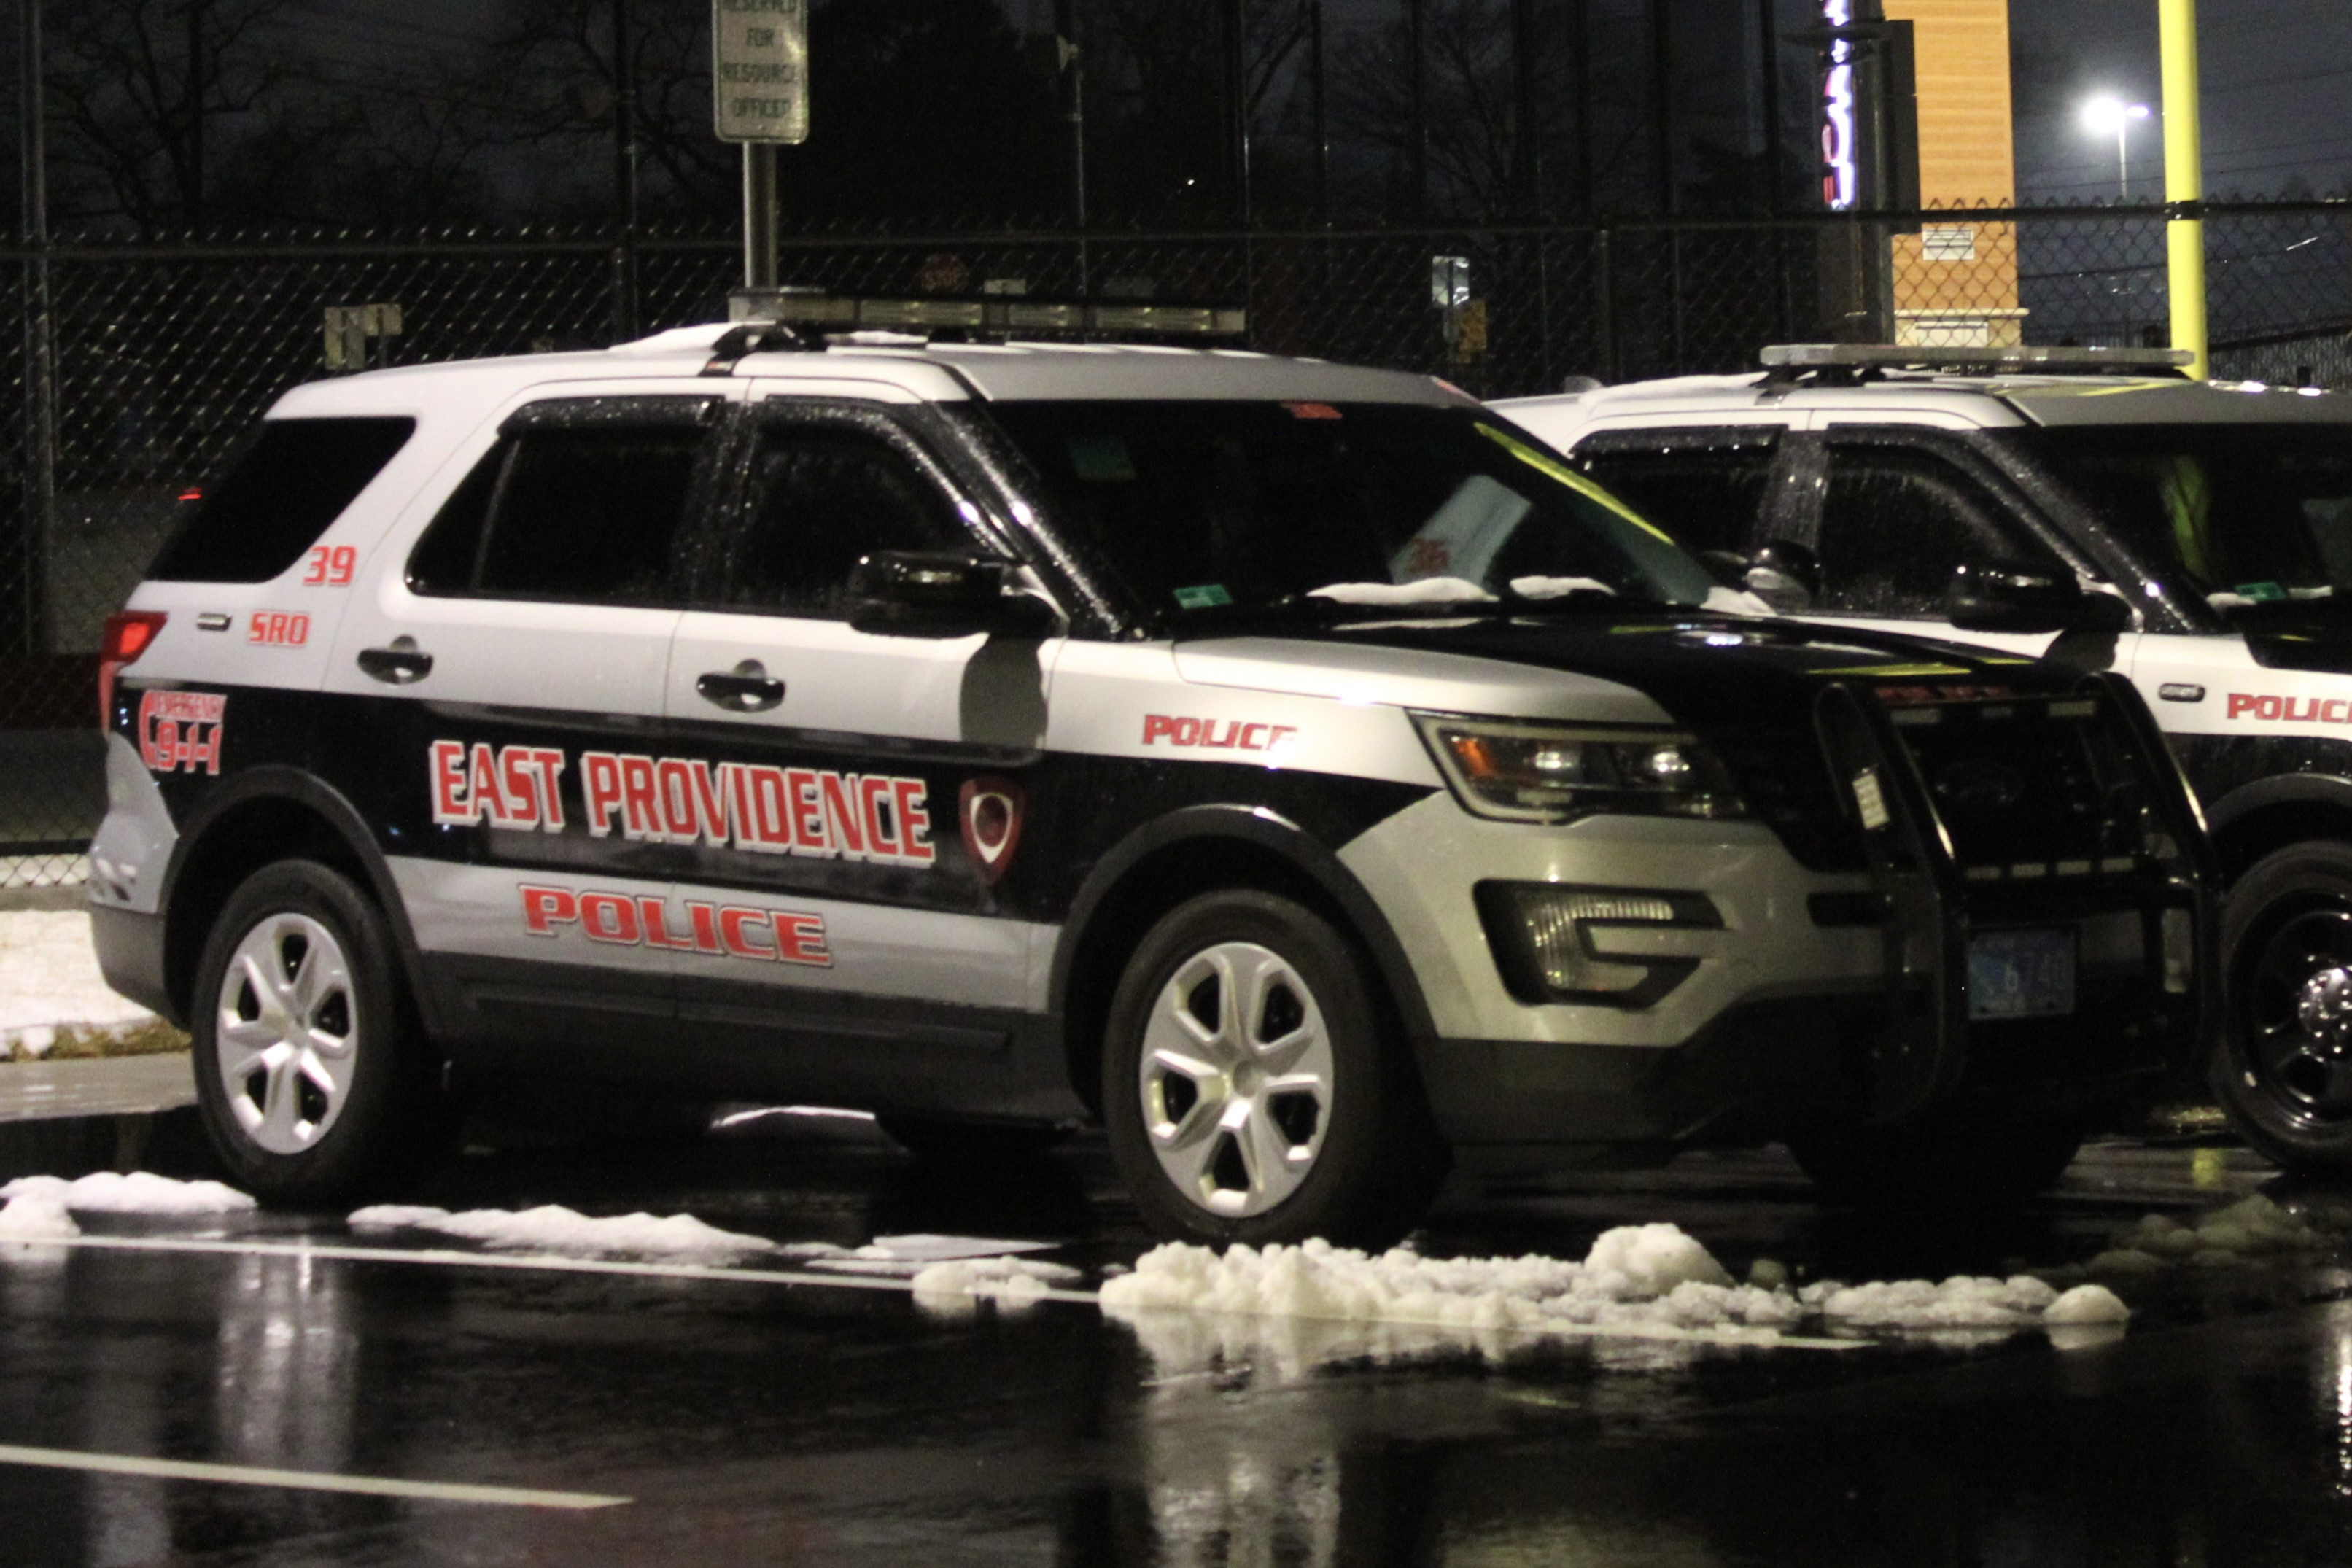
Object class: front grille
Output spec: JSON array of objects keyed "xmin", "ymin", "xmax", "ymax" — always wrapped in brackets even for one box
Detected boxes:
[
  {"xmin": 1708, "ymin": 724, "xmax": 1866, "ymax": 872},
  {"xmin": 1883, "ymin": 694, "xmax": 2157, "ymax": 882}
]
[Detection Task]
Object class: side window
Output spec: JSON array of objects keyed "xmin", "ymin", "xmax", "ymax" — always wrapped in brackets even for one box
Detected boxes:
[
  {"xmin": 711, "ymin": 418, "xmax": 971, "ymax": 617},
  {"xmin": 406, "ymin": 400, "xmax": 715, "ymax": 607},
  {"xmin": 1814, "ymin": 443, "xmax": 2069, "ymax": 619},
  {"xmin": 1572, "ymin": 428, "xmax": 1780, "ymax": 559},
  {"xmin": 151, "ymin": 417, "xmax": 414, "ymax": 583}
]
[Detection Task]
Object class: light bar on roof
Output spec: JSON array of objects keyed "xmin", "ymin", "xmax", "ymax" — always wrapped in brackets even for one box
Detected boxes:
[
  {"xmin": 728, "ymin": 289, "xmax": 1246, "ymax": 340},
  {"xmin": 1761, "ymin": 343, "xmax": 2194, "ymax": 374}
]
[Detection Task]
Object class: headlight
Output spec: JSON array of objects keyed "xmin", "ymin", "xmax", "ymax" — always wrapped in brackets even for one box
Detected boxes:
[{"xmin": 1412, "ymin": 713, "xmax": 1747, "ymax": 825}]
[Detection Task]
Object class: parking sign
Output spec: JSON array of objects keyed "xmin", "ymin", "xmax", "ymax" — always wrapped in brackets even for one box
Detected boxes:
[{"xmin": 713, "ymin": 0, "xmax": 808, "ymax": 144}]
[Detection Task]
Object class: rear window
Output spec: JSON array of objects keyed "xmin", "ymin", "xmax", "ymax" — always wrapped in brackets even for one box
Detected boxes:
[
  {"xmin": 149, "ymin": 417, "xmax": 414, "ymax": 583},
  {"xmin": 405, "ymin": 402, "xmax": 716, "ymax": 607}
]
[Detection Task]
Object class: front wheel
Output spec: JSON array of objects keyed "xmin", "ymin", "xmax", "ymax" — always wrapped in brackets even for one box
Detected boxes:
[
  {"xmin": 2216, "ymin": 843, "xmax": 2352, "ymax": 1170},
  {"xmin": 1101, "ymin": 890, "xmax": 1445, "ymax": 1249},
  {"xmin": 190, "ymin": 860, "xmax": 442, "ymax": 1204}
]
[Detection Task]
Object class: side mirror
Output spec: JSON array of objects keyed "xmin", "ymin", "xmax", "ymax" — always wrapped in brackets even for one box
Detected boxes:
[
  {"xmin": 1947, "ymin": 563, "xmax": 2129, "ymax": 635},
  {"xmin": 1743, "ymin": 540, "xmax": 1820, "ymax": 613},
  {"xmin": 847, "ymin": 551, "xmax": 1060, "ymax": 640}
]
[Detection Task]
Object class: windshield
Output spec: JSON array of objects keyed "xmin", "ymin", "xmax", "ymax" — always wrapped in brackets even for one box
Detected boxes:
[
  {"xmin": 2022, "ymin": 424, "xmax": 2352, "ymax": 612},
  {"xmin": 978, "ymin": 400, "xmax": 1718, "ymax": 618}
]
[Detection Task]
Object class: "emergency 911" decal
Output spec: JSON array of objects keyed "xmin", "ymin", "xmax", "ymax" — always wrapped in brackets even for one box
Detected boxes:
[
  {"xmin": 430, "ymin": 741, "xmax": 934, "ymax": 866},
  {"xmin": 519, "ymin": 882, "xmax": 831, "ymax": 966},
  {"xmin": 139, "ymin": 691, "xmax": 226, "ymax": 775}
]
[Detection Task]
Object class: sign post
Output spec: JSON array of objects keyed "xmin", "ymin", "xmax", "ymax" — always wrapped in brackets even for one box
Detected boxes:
[{"xmin": 712, "ymin": 0, "xmax": 809, "ymax": 290}]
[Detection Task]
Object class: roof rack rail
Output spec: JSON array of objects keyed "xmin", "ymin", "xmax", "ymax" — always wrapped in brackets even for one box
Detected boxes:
[
  {"xmin": 1758, "ymin": 342, "xmax": 2194, "ymax": 384},
  {"xmin": 722, "ymin": 287, "xmax": 1249, "ymax": 349}
]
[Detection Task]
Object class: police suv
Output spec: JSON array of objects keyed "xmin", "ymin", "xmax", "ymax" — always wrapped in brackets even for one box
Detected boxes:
[
  {"xmin": 1501, "ymin": 343, "xmax": 2352, "ymax": 1172},
  {"xmin": 90, "ymin": 307, "xmax": 2209, "ymax": 1244}
]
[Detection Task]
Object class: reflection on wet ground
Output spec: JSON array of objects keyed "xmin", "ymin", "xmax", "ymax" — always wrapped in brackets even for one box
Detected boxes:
[{"xmin": 4, "ymin": 1125, "xmax": 2352, "ymax": 1565}]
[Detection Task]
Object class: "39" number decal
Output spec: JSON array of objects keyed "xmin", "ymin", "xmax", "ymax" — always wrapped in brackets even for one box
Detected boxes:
[{"xmin": 302, "ymin": 545, "xmax": 357, "ymax": 586}]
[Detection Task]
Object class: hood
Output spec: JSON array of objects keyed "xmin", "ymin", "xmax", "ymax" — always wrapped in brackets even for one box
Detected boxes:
[{"xmin": 1176, "ymin": 610, "xmax": 2058, "ymax": 733}]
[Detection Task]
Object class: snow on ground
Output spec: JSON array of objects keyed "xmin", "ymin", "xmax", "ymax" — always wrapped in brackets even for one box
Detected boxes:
[
  {"xmin": 1, "ymin": 1172, "xmax": 255, "ymax": 1213},
  {"xmin": 0, "ymin": 911, "xmax": 154, "ymax": 1047},
  {"xmin": 910, "ymin": 1254, "xmax": 1086, "ymax": 1311},
  {"xmin": 2087, "ymin": 1193, "xmax": 2332, "ymax": 1273},
  {"xmin": 792, "ymin": 1234, "xmax": 1068, "ymax": 1277},
  {"xmin": 1099, "ymin": 1224, "xmax": 2132, "ymax": 1365},
  {"xmin": 0, "ymin": 1192, "xmax": 79, "ymax": 1241},
  {"xmin": 348, "ymin": 1203, "xmax": 778, "ymax": 1260}
]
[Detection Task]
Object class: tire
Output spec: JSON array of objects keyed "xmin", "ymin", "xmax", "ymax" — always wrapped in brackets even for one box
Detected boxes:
[
  {"xmin": 190, "ymin": 860, "xmax": 443, "ymax": 1204},
  {"xmin": 2216, "ymin": 842, "xmax": 2352, "ymax": 1170},
  {"xmin": 1789, "ymin": 1112, "xmax": 2087, "ymax": 1210},
  {"xmin": 877, "ymin": 1114, "xmax": 1068, "ymax": 1165},
  {"xmin": 1101, "ymin": 890, "xmax": 1446, "ymax": 1249}
]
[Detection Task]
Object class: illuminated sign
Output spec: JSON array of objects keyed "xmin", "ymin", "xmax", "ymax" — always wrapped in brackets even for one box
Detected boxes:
[{"xmin": 1820, "ymin": 0, "xmax": 1858, "ymax": 211}]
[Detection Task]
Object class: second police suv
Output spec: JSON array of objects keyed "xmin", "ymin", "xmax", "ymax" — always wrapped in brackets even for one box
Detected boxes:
[{"xmin": 90, "ymin": 300, "xmax": 2211, "ymax": 1244}]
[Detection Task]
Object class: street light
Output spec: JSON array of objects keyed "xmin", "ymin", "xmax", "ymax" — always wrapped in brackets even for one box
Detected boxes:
[{"xmin": 2082, "ymin": 96, "xmax": 2154, "ymax": 201}]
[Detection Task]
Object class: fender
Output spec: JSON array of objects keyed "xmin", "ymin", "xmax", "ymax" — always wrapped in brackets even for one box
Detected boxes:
[
  {"xmin": 2204, "ymin": 772, "xmax": 2352, "ymax": 840},
  {"xmin": 1051, "ymin": 802, "xmax": 1440, "ymax": 1046},
  {"xmin": 160, "ymin": 765, "xmax": 446, "ymax": 1038}
]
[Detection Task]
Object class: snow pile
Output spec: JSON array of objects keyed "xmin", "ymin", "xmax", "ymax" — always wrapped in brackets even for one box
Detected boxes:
[
  {"xmin": 1804, "ymin": 1273, "xmax": 2060, "ymax": 1329},
  {"xmin": 1307, "ymin": 578, "xmax": 1494, "ymax": 606},
  {"xmin": 0, "ymin": 912, "xmax": 156, "ymax": 1039},
  {"xmin": 1101, "ymin": 1227, "xmax": 1800, "ymax": 1343},
  {"xmin": 910, "ymin": 1255, "xmax": 1084, "ymax": 1312},
  {"xmin": 798, "ymin": 1234, "xmax": 1066, "ymax": 1277},
  {"xmin": 0, "ymin": 1172, "xmax": 255, "ymax": 1213},
  {"xmin": 0, "ymin": 1192, "xmax": 80, "ymax": 1242},
  {"xmin": 1101, "ymin": 1224, "xmax": 2131, "ymax": 1363},
  {"xmin": 348, "ymin": 1203, "xmax": 776, "ymax": 1260},
  {"xmin": 2088, "ymin": 1195, "xmax": 2327, "ymax": 1275}
]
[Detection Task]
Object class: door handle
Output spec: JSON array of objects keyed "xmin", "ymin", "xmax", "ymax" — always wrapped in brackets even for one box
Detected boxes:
[
  {"xmin": 696, "ymin": 660, "xmax": 785, "ymax": 713},
  {"xmin": 357, "ymin": 637, "xmax": 432, "ymax": 685}
]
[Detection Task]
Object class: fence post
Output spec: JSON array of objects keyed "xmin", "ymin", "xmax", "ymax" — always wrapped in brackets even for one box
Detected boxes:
[
  {"xmin": 1593, "ymin": 226, "xmax": 1618, "ymax": 382},
  {"xmin": 18, "ymin": 0, "xmax": 55, "ymax": 661}
]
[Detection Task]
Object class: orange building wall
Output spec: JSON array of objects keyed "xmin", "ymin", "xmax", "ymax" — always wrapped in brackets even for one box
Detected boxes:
[{"xmin": 1882, "ymin": 0, "xmax": 2024, "ymax": 340}]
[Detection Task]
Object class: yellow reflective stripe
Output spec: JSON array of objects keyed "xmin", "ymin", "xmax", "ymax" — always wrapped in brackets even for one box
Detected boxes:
[
  {"xmin": 1812, "ymin": 662, "xmax": 1975, "ymax": 678},
  {"xmin": 1475, "ymin": 424, "xmax": 1676, "ymax": 544}
]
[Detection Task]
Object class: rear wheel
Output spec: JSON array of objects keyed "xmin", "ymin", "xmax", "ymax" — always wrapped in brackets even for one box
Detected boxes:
[
  {"xmin": 1101, "ymin": 890, "xmax": 1445, "ymax": 1249},
  {"xmin": 2216, "ymin": 843, "xmax": 2352, "ymax": 1170},
  {"xmin": 1790, "ymin": 1112, "xmax": 2087, "ymax": 1209},
  {"xmin": 190, "ymin": 860, "xmax": 443, "ymax": 1203}
]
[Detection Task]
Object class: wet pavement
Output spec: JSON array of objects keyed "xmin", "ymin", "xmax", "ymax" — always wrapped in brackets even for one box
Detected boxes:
[{"xmin": 5, "ymin": 1121, "xmax": 2352, "ymax": 1567}]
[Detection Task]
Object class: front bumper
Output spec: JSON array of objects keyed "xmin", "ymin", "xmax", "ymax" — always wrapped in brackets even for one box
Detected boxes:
[{"xmin": 1343, "ymin": 674, "xmax": 2215, "ymax": 1160}]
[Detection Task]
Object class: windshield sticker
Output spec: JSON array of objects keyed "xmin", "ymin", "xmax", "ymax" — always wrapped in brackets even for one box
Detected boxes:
[
  {"xmin": 1392, "ymin": 474, "xmax": 1527, "ymax": 583},
  {"xmin": 1068, "ymin": 435, "xmax": 1136, "ymax": 482},
  {"xmin": 1472, "ymin": 423, "xmax": 1674, "ymax": 544},
  {"xmin": 139, "ymin": 691, "xmax": 225, "ymax": 775},
  {"xmin": 428, "ymin": 741, "xmax": 935, "ymax": 867},
  {"xmin": 1173, "ymin": 583, "xmax": 1233, "ymax": 609},
  {"xmin": 519, "ymin": 882, "xmax": 830, "ymax": 967}
]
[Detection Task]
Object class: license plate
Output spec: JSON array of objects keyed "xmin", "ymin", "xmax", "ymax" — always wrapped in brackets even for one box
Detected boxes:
[{"xmin": 1968, "ymin": 929, "xmax": 2076, "ymax": 1020}]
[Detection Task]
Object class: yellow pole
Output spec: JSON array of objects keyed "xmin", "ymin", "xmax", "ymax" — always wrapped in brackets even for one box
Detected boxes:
[{"xmin": 2160, "ymin": 0, "xmax": 2208, "ymax": 378}]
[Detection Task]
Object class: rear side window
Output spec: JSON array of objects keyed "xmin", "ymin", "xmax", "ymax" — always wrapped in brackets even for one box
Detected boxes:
[
  {"xmin": 406, "ymin": 399, "xmax": 717, "ymax": 607},
  {"xmin": 149, "ymin": 417, "xmax": 414, "ymax": 582},
  {"xmin": 1573, "ymin": 428, "xmax": 1780, "ymax": 559}
]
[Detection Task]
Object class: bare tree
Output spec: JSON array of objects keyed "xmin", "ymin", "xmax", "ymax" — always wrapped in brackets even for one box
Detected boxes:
[{"xmin": 44, "ymin": 0, "xmax": 295, "ymax": 230}]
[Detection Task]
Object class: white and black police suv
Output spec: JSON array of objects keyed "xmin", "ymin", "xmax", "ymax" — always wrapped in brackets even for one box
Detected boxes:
[
  {"xmin": 1502, "ymin": 342, "xmax": 2352, "ymax": 1172},
  {"xmin": 90, "ymin": 306, "xmax": 2211, "ymax": 1245}
]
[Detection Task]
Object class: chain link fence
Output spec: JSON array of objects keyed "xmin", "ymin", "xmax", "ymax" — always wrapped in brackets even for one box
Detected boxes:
[{"xmin": 5, "ymin": 201, "xmax": 2348, "ymax": 885}]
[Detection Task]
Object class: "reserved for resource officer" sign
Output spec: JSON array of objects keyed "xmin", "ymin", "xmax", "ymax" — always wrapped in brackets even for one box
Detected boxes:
[{"xmin": 712, "ymin": 0, "xmax": 808, "ymax": 144}]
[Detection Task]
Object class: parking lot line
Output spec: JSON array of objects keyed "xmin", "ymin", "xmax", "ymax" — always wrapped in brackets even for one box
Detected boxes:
[
  {"xmin": 0, "ymin": 1443, "xmax": 629, "ymax": 1509},
  {"xmin": 29, "ymin": 1232, "xmax": 1106, "ymax": 1303},
  {"xmin": 18, "ymin": 1233, "xmax": 1866, "ymax": 1351}
]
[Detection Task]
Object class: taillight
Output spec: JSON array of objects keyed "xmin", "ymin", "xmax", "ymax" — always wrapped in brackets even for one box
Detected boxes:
[{"xmin": 98, "ymin": 610, "xmax": 167, "ymax": 726}]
